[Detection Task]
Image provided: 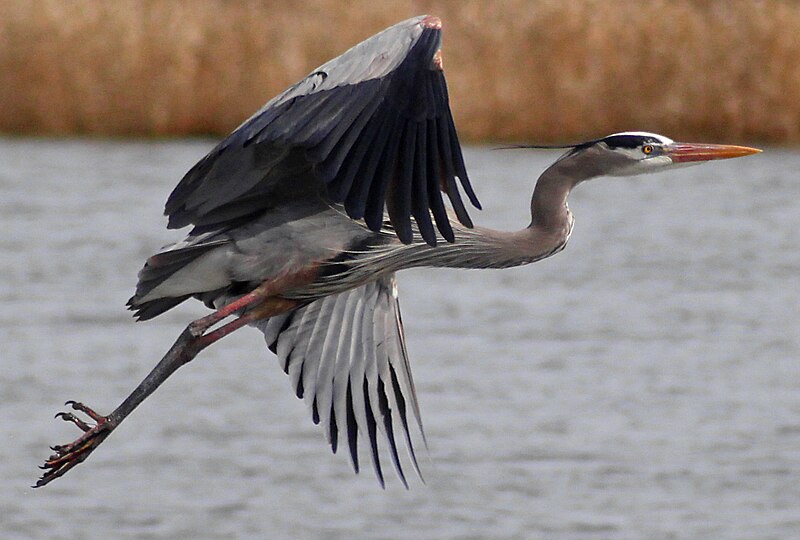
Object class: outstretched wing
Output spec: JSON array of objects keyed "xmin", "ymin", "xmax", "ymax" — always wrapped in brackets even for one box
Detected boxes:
[
  {"xmin": 253, "ymin": 274, "xmax": 425, "ymax": 487},
  {"xmin": 165, "ymin": 15, "xmax": 480, "ymax": 246}
]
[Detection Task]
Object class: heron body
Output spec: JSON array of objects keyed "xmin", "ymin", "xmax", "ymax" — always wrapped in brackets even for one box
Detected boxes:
[{"xmin": 37, "ymin": 15, "xmax": 760, "ymax": 488}]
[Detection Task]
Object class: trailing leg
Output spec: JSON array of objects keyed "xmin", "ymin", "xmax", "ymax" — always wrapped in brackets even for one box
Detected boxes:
[{"xmin": 35, "ymin": 270, "xmax": 314, "ymax": 487}]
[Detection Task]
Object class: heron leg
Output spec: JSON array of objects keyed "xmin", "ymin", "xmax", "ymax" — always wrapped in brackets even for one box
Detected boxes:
[{"xmin": 35, "ymin": 268, "xmax": 315, "ymax": 488}]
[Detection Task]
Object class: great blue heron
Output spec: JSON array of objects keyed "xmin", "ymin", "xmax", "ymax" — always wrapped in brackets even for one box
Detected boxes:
[{"xmin": 36, "ymin": 15, "xmax": 759, "ymax": 488}]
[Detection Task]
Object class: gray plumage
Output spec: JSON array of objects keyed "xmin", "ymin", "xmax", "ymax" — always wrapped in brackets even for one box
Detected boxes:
[
  {"xmin": 254, "ymin": 275, "xmax": 423, "ymax": 487},
  {"xmin": 37, "ymin": 15, "xmax": 760, "ymax": 490}
]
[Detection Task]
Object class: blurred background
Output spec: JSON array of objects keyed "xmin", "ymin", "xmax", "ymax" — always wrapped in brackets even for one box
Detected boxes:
[
  {"xmin": 3, "ymin": 2, "xmax": 800, "ymax": 539},
  {"xmin": 2, "ymin": 0, "xmax": 799, "ymax": 143}
]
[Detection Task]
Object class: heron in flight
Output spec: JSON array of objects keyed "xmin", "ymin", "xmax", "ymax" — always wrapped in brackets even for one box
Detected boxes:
[{"xmin": 36, "ymin": 15, "xmax": 759, "ymax": 488}]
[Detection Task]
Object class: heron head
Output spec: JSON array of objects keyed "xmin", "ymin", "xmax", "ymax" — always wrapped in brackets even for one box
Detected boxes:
[{"xmin": 582, "ymin": 131, "xmax": 761, "ymax": 177}]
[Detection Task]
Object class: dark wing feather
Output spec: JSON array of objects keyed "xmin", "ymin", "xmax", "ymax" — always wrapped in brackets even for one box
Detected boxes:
[
  {"xmin": 411, "ymin": 120, "xmax": 436, "ymax": 245},
  {"xmin": 385, "ymin": 124, "xmax": 415, "ymax": 243},
  {"xmin": 163, "ymin": 15, "xmax": 479, "ymax": 244},
  {"xmin": 425, "ymin": 118, "xmax": 454, "ymax": 241},
  {"xmin": 253, "ymin": 274, "xmax": 425, "ymax": 487},
  {"xmin": 435, "ymin": 109, "xmax": 472, "ymax": 227},
  {"xmin": 363, "ymin": 114, "xmax": 402, "ymax": 233},
  {"xmin": 345, "ymin": 109, "xmax": 397, "ymax": 221}
]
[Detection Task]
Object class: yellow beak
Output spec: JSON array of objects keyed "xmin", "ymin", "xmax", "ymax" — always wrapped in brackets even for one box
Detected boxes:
[{"xmin": 665, "ymin": 142, "xmax": 762, "ymax": 163}]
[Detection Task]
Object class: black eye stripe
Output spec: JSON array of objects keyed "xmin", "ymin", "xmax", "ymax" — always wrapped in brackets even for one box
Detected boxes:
[{"xmin": 603, "ymin": 135, "xmax": 662, "ymax": 149}]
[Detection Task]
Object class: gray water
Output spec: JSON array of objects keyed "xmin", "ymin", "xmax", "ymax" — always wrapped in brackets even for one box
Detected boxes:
[{"xmin": 1, "ymin": 138, "xmax": 798, "ymax": 539}]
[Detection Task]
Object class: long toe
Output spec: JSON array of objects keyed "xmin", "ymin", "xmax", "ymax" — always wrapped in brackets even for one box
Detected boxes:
[
  {"xmin": 65, "ymin": 400, "xmax": 106, "ymax": 423},
  {"xmin": 35, "ymin": 405, "xmax": 114, "ymax": 488},
  {"xmin": 55, "ymin": 412, "xmax": 92, "ymax": 432}
]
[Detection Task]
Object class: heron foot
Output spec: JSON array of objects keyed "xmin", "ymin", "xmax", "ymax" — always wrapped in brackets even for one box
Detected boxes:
[{"xmin": 34, "ymin": 401, "xmax": 115, "ymax": 488}]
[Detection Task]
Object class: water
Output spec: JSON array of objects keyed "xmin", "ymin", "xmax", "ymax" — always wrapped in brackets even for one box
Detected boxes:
[{"xmin": 1, "ymin": 138, "xmax": 798, "ymax": 539}]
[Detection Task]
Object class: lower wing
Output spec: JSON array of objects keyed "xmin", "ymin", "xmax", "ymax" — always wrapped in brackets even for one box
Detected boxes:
[{"xmin": 253, "ymin": 274, "xmax": 426, "ymax": 488}]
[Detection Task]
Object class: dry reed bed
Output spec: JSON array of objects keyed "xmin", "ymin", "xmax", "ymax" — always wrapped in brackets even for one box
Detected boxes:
[{"xmin": 1, "ymin": 0, "xmax": 798, "ymax": 143}]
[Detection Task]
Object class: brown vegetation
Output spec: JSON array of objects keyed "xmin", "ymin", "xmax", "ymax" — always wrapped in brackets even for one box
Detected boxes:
[{"xmin": 1, "ymin": 0, "xmax": 798, "ymax": 143}]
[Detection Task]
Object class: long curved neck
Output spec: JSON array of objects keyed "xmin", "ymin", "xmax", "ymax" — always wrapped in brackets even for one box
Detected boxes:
[
  {"xmin": 529, "ymin": 149, "xmax": 599, "ymax": 230},
  {"xmin": 304, "ymin": 152, "xmax": 603, "ymax": 294},
  {"xmin": 387, "ymin": 152, "xmax": 599, "ymax": 271},
  {"xmin": 530, "ymin": 167, "xmax": 574, "ymax": 231},
  {"xmin": 454, "ymin": 149, "xmax": 608, "ymax": 268}
]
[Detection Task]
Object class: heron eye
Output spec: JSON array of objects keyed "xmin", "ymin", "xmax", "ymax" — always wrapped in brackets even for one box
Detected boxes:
[{"xmin": 642, "ymin": 145, "xmax": 654, "ymax": 155}]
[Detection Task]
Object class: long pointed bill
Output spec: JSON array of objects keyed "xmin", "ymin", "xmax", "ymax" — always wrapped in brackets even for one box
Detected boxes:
[{"xmin": 666, "ymin": 142, "xmax": 762, "ymax": 163}]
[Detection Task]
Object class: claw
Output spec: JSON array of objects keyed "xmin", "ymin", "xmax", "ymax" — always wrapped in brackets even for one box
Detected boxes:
[
  {"xmin": 64, "ymin": 400, "xmax": 106, "ymax": 423},
  {"xmin": 35, "ymin": 401, "xmax": 115, "ymax": 488},
  {"xmin": 55, "ymin": 412, "xmax": 92, "ymax": 432},
  {"xmin": 35, "ymin": 451, "xmax": 90, "ymax": 488},
  {"xmin": 44, "ymin": 441, "xmax": 91, "ymax": 468}
]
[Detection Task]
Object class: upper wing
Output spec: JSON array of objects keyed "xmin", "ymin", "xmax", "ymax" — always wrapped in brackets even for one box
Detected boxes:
[
  {"xmin": 165, "ymin": 15, "xmax": 480, "ymax": 246},
  {"xmin": 252, "ymin": 274, "xmax": 425, "ymax": 487}
]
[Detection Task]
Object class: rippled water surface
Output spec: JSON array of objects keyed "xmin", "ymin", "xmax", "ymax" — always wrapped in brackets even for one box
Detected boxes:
[{"xmin": 2, "ymin": 139, "xmax": 799, "ymax": 539}]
